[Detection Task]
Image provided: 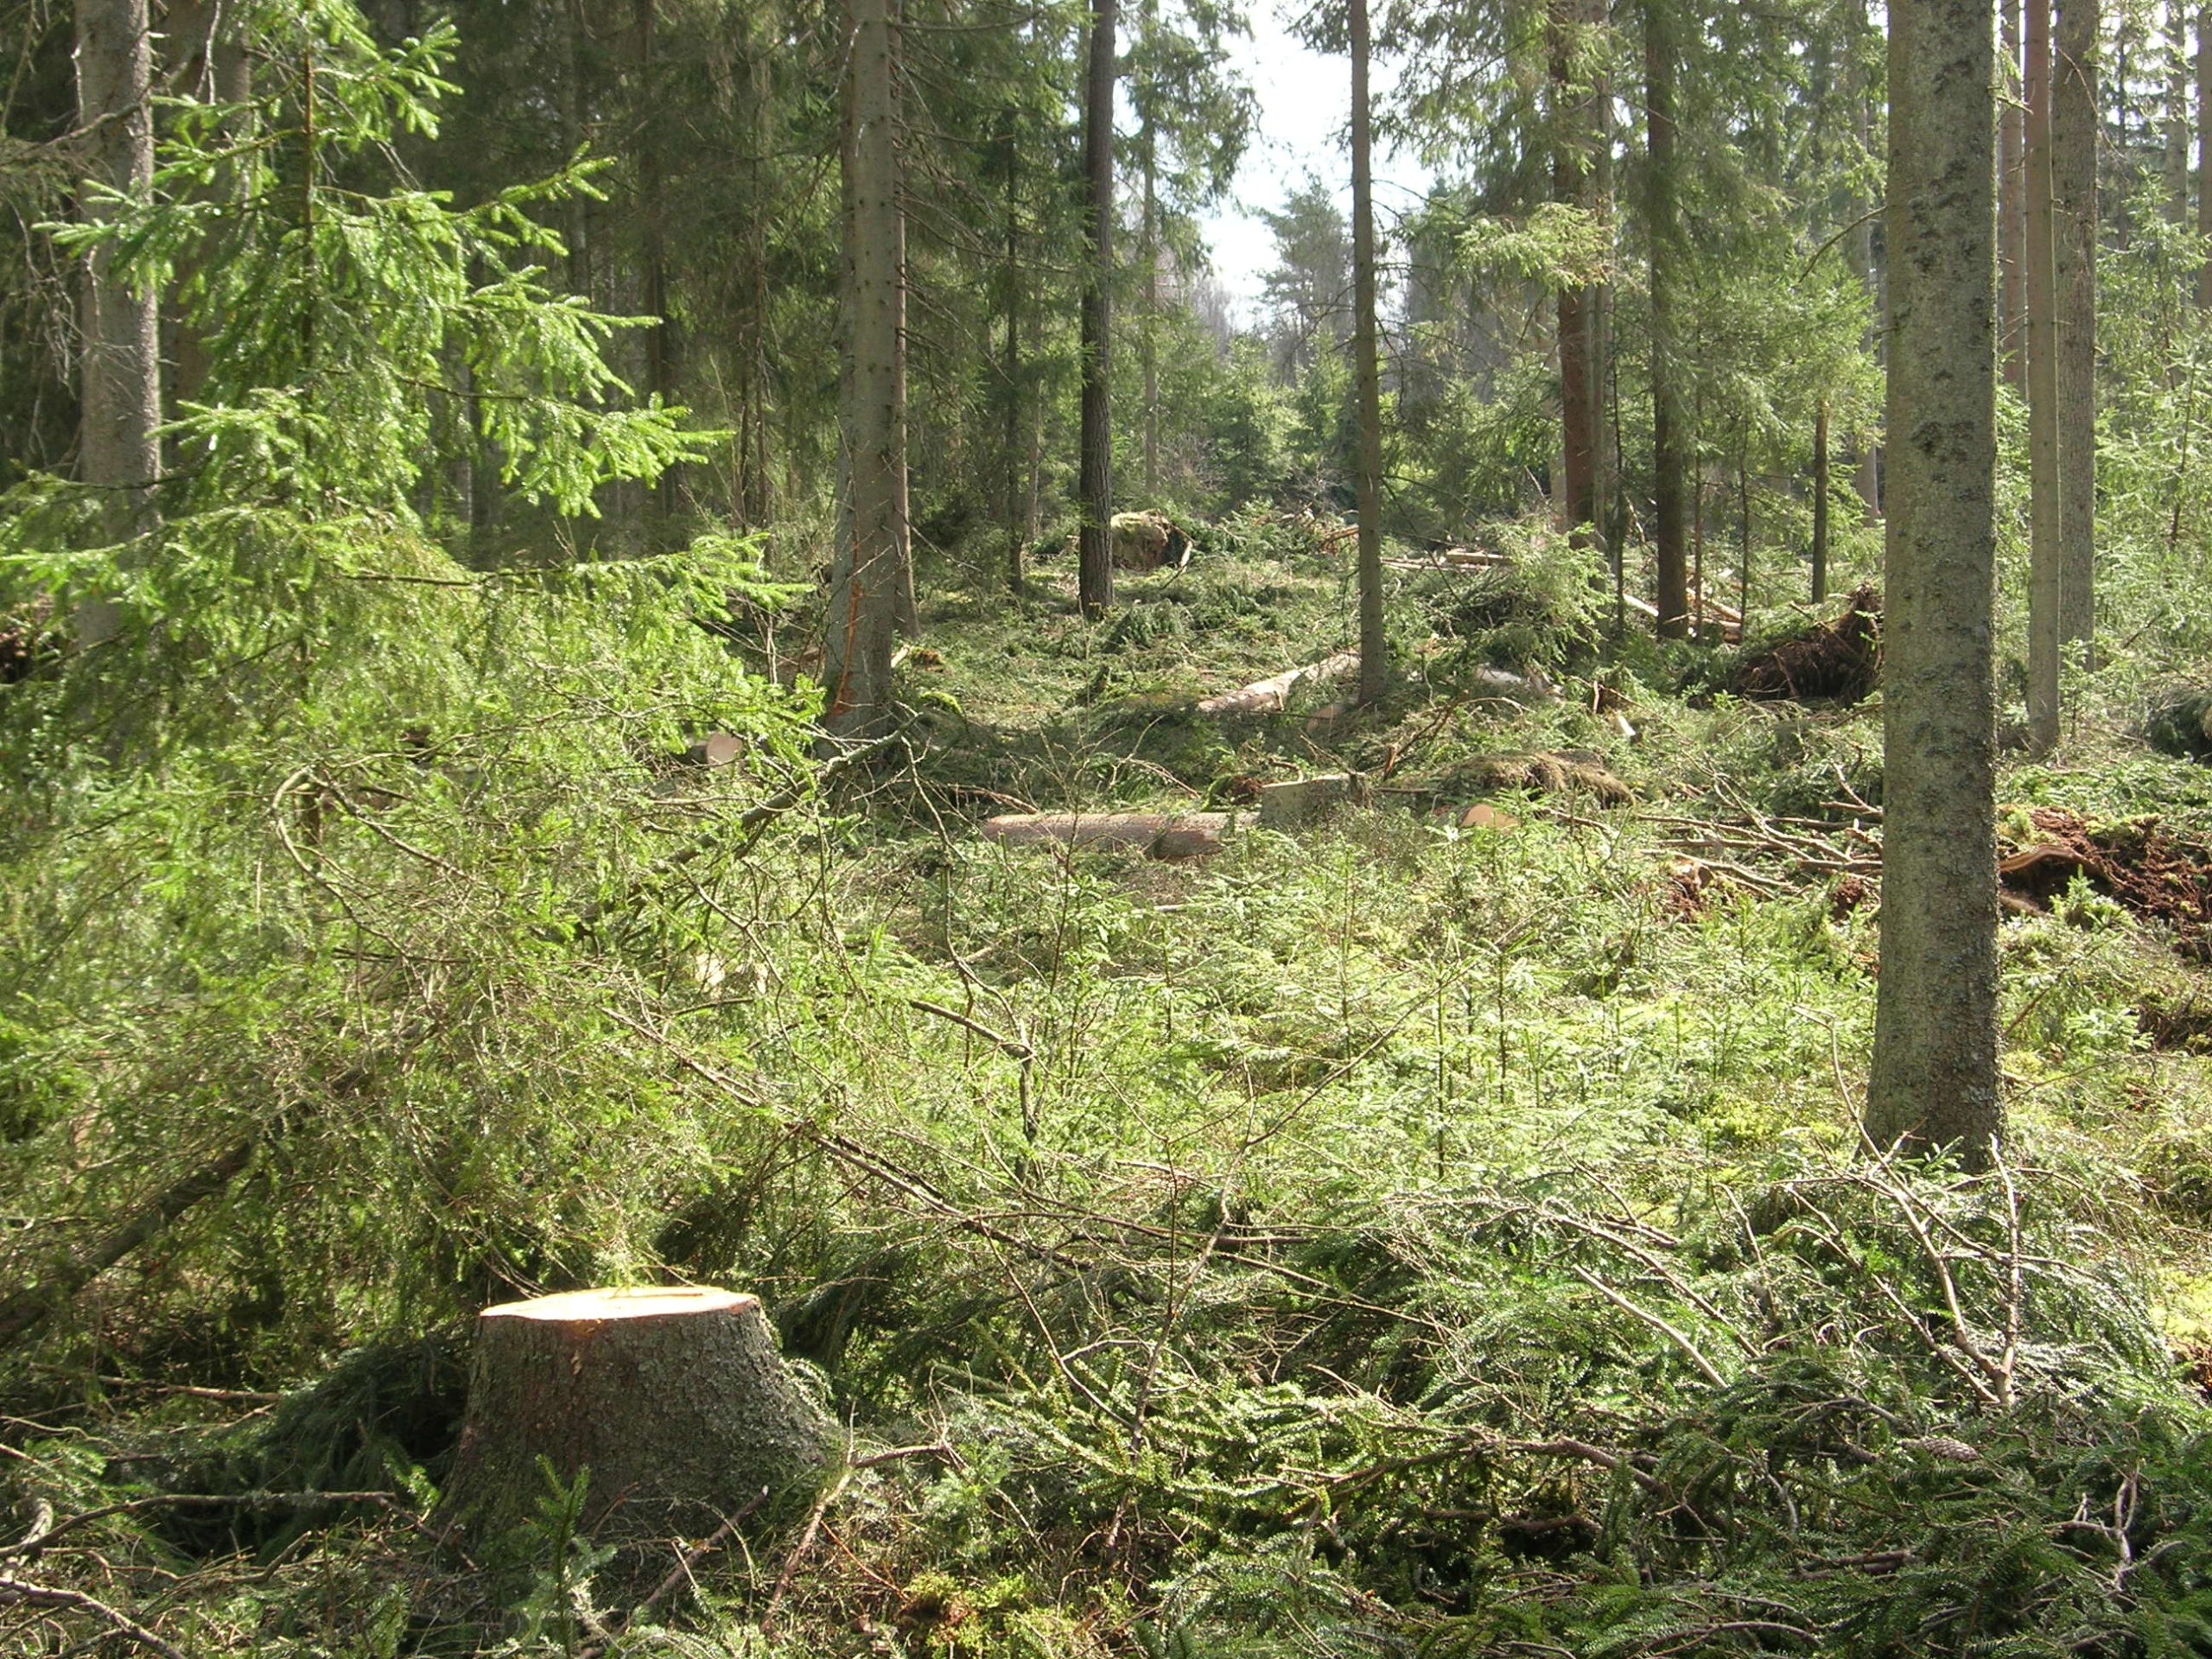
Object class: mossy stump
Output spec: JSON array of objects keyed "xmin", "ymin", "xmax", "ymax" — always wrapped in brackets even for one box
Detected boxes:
[{"xmin": 439, "ymin": 1287, "xmax": 830, "ymax": 1544}]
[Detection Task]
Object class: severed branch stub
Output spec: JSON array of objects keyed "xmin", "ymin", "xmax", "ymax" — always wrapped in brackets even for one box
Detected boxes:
[{"xmin": 436, "ymin": 1287, "xmax": 830, "ymax": 1546}]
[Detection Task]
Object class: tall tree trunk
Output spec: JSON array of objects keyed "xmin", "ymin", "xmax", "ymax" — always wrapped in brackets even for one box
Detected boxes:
[
  {"xmin": 1551, "ymin": 0, "xmax": 1597, "ymax": 541},
  {"xmin": 2201, "ymin": 3, "xmax": 2212, "ymax": 309},
  {"xmin": 1351, "ymin": 0, "xmax": 1386, "ymax": 704},
  {"xmin": 1001, "ymin": 112, "xmax": 1026, "ymax": 594},
  {"xmin": 636, "ymin": 0, "xmax": 677, "ymax": 524},
  {"xmin": 823, "ymin": 0, "xmax": 904, "ymax": 737},
  {"xmin": 1076, "ymin": 0, "xmax": 1117, "ymax": 618},
  {"xmin": 2170, "ymin": 0, "xmax": 2192, "ymax": 224},
  {"xmin": 1592, "ymin": 33, "xmax": 1618, "ymax": 570},
  {"xmin": 2000, "ymin": 0, "xmax": 2026, "ymax": 385},
  {"xmin": 74, "ymin": 0, "xmax": 161, "ymax": 552},
  {"xmin": 2024, "ymin": 0, "xmax": 2062, "ymax": 753},
  {"xmin": 892, "ymin": 193, "xmax": 919, "ymax": 640},
  {"xmin": 1141, "ymin": 0, "xmax": 1160, "ymax": 504},
  {"xmin": 1812, "ymin": 401, "xmax": 1831, "ymax": 605},
  {"xmin": 1646, "ymin": 0, "xmax": 1688, "ymax": 638},
  {"xmin": 1866, "ymin": 0, "xmax": 2001, "ymax": 1169},
  {"xmin": 1851, "ymin": 0, "xmax": 1884, "ymax": 513},
  {"xmin": 2053, "ymin": 0, "xmax": 2096, "ymax": 679}
]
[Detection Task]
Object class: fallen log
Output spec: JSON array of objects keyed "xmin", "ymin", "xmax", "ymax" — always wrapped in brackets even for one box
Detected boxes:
[
  {"xmin": 1618, "ymin": 592, "xmax": 1742, "ymax": 641},
  {"xmin": 982, "ymin": 811, "xmax": 1236, "ymax": 859},
  {"xmin": 1196, "ymin": 652, "xmax": 1359, "ymax": 717}
]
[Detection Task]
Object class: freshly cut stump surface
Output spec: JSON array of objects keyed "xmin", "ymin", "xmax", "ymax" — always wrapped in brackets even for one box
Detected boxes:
[{"xmin": 440, "ymin": 1286, "xmax": 830, "ymax": 1542}]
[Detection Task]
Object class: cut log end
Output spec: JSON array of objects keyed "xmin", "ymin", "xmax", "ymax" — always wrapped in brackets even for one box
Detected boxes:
[{"xmin": 483, "ymin": 1286, "xmax": 755, "ymax": 1323}]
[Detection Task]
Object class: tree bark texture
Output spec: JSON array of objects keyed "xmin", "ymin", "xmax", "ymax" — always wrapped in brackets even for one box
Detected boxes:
[
  {"xmin": 1812, "ymin": 401, "xmax": 1831, "ymax": 605},
  {"xmin": 2024, "ymin": 0, "xmax": 2062, "ymax": 754},
  {"xmin": 823, "ymin": 0, "xmax": 905, "ymax": 738},
  {"xmin": 1645, "ymin": 0, "xmax": 1688, "ymax": 639},
  {"xmin": 1077, "ymin": 0, "xmax": 1117, "ymax": 618},
  {"xmin": 1001, "ymin": 112, "xmax": 1027, "ymax": 593},
  {"xmin": 1850, "ymin": 0, "xmax": 1884, "ymax": 514},
  {"xmin": 1551, "ymin": 0, "xmax": 1598, "ymax": 543},
  {"xmin": 440, "ymin": 1287, "xmax": 830, "ymax": 1541},
  {"xmin": 2170, "ymin": 0, "xmax": 2192, "ymax": 225},
  {"xmin": 2052, "ymin": 0, "xmax": 2095, "ymax": 671},
  {"xmin": 2201, "ymin": 4, "xmax": 2212, "ymax": 309},
  {"xmin": 1999, "ymin": 0, "xmax": 2025, "ymax": 385},
  {"xmin": 74, "ymin": 0, "xmax": 161, "ymax": 542},
  {"xmin": 1351, "ymin": 0, "xmax": 1387, "ymax": 704},
  {"xmin": 1866, "ymin": 0, "xmax": 2002, "ymax": 1168}
]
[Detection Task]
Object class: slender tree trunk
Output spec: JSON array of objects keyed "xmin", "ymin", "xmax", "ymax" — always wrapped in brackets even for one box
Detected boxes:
[
  {"xmin": 636, "ymin": 0, "xmax": 677, "ymax": 524},
  {"xmin": 1851, "ymin": 0, "xmax": 1884, "ymax": 514},
  {"xmin": 1592, "ymin": 32, "xmax": 1618, "ymax": 569},
  {"xmin": 1812, "ymin": 400, "xmax": 1831, "ymax": 604},
  {"xmin": 892, "ymin": 191, "xmax": 919, "ymax": 640},
  {"xmin": 1551, "ymin": 0, "xmax": 1597, "ymax": 540},
  {"xmin": 2200, "ymin": 3, "xmax": 2212, "ymax": 309},
  {"xmin": 1738, "ymin": 445, "xmax": 1751, "ymax": 632},
  {"xmin": 1001, "ymin": 113, "xmax": 1026, "ymax": 594},
  {"xmin": 1866, "ymin": 0, "xmax": 2001, "ymax": 1168},
  {"xmin": 2053, "ymin": 0, "xmax": 2096, "ymax": 678},
  {"xmin": 74, "ymin": 0, "xmax": 161, "ymax": 555},
  {"xmin": 2025, "ymin": 0, "xmax": 2062, "ymax": 753},
  {"xmin": 2000, "ymin": 0, "xmax": 2026, "ymax": 385},
  {"xmin": 2170, "ymin": 0, "xmax": 2192, "ymax": 224},
  {"xmin": 1076, "ymin": 0, "xmax": 1117, "ymax": 618},
  {"xmin": 1646, "ymin": 0, "xmax": 1688, "ymax": 638},
  {"xmin": 1351, "ymin": 0, "xmax": 1386, "ymax": 703},
  {"xmin": 1141, "ymin": 0, "xmax": 1160, "ymax": 503},
  {"xmin": 1691, "ymin": 435, "xmax": 1706, "ymax": 639},
  {"xmin": 823, "ymin": 0, "xmax": 904, "ymax": 736}
]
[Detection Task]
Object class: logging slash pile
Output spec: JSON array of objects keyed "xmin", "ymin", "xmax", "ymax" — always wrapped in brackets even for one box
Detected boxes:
[{"xmin": 1731, "ymin": 583, "xmax": 1882, "ymax": 703}]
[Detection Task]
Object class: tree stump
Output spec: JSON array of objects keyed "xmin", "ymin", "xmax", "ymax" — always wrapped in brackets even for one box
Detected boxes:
[{"xmin": 438, "ymin": 1287, "xmax": 830, "ymax": 1543}]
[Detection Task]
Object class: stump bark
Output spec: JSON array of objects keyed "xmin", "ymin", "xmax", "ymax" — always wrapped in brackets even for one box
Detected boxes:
[{"xmin": 439, "ymin": 1287, "xmax": 830, "ymax": 1542}]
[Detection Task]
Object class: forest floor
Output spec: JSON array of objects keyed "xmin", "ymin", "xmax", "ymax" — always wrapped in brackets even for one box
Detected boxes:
[{"xmin": 13, "ymin": 512, "xmax": 2212, "ymax": 1656}]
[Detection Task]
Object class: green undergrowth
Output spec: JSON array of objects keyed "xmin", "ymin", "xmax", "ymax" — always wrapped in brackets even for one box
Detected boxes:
[{"xmin": 10, "ymin": 531, "xmax": 2212, "ymax": 1654}]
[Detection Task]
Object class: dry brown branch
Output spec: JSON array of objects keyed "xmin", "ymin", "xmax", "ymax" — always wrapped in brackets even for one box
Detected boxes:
[{"xmin": 0, "ymin": 1573, "xmax": 188, "ymax": 1659}]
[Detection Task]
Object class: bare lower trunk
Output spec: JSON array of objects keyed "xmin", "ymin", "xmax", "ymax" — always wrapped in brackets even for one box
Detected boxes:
[
  {"xmin": 74, "ymin": 0, "xmax": 161, "ymax": 553},
  {"xmin": 823, "ymin": 0, "xmax": 904, "ymax": 737},
  {"xmin": 2024, "ymin": 0, "xmax": 2062, "ymax": 754},
  {"xmin": 1001, "ymin": 116, "xmax": 1026, "ymax": 594},
  {"xmin": 2170, "ymin": 0, "xmax": 2191, "ymax": 224},
  {"xmin": 1812, "ymin": 402, "xmax": 1831, "ymax": 605},
  {"xmin": 1076, "ymin": 0, "xmax": 1117, "ymax": 618},
  {"xmin": 1351, "ymin": 0, "xmax": 1386, "ymax": 703},
  {"xmin": 1646, "ymin": 0, "xmax": 1688, "ymax": 638},
  {"xmin": 2000, "ymin": 0, "xmax": 2026, "ymax": 384},
  {"xmin": 2053, "ymin": 0, "xmax": 2096, "ymax": 675},
  {"xmin": 1866, "ymin": 0, "xmax": 2001, "ymax": 1168},
  {"xmin": 2201, "ymin": 4, "xmax": 2212, "ymax": 310},
  {"xmin": 1551, "ymin": 0, "xmax": 1597, "ymax": 541}
]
